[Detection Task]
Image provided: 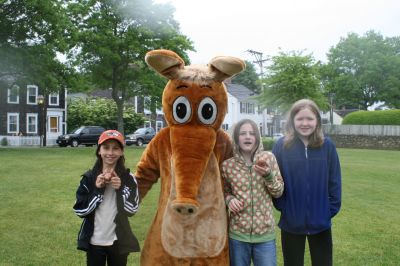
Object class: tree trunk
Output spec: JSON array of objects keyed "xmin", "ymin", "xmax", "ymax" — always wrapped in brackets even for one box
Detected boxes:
[
  {"xmin": 43, "ymin": 102, "xmax": 47, "ymax": 146},
  {"xmin": 111, "ymin": 83, "xmax": 125, "ymax": 135},
  {"xmin": 150, "ymin": 97, "xmax": 157, "ymax": 129},
  {"xmin": 116, "ymin": 99, "xmax": 124, "ymax": 135}
]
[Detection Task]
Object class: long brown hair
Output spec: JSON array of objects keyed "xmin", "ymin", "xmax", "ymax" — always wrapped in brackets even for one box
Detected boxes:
[
  {"xmin": 232, "ymin": 119, "xmax": 261, "ymax": 160},
  {"xmin": 284, "ymin": 99, "xmax": 324, "ymax": 148}
]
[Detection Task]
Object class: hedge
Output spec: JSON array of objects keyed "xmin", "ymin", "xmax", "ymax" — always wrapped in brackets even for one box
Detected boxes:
[
  {"xmin": 262, "ymin": 137, "xmax": 277, "ymax": 151},
  {"xmin": 342, "ymin": 110, "xmax": 400, "ymax": 125}
]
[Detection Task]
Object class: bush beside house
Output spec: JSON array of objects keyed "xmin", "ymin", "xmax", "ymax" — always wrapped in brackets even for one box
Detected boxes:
[{"xmin": 1, "ymin": 137, "xmax": 8, "ymax": 146}]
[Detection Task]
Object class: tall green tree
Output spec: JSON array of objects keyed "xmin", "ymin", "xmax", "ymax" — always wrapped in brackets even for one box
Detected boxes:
[
  {"xmin": 67, "ymin": 0, "xmax": 194, "ymax": 134},
  {"xmin": 232, "ymin": 60, "xmax": 260, "ymax": 93},
  {"xmin": 0, "ymin": 0, "xmax": 71, "ymax": 89},
  {"xmin": 1, "ymin": 0, "xmax": 74, "ymax": 146},
  {"xmin": 258, "ymin": 51, "xmax": 327, "ymax": 112},
  {"xmin": 322, "ymin": 31, "xmax": 400, "ymax": 109}
]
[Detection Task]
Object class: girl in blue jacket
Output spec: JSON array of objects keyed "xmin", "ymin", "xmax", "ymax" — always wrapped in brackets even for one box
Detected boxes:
[{"xmin": 272, "ymin": 99, "xmax": 341, "ymax": 266}]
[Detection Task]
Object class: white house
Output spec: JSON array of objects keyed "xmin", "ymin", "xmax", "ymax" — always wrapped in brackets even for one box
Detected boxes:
[{"xmin": 223, "ymin": 83, "xmax": 272, "ymax": 136}]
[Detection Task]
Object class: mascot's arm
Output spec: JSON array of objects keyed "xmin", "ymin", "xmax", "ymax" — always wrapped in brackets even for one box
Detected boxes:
[
  {"xmin": 215, "ymin": 129, "xmax": 234, "ymax": 204},
  {"xmin": 214, "ymin": 129, "xmax": 233, "ymax": 165},
  {"xmin": 134, "ymin": 128, "xmax": 168, "ymax": 200}
]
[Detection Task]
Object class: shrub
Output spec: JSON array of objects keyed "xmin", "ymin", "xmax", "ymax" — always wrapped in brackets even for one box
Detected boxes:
[
  {"xmin": 67, "ymin": 97, "xmax": 145, "ymax": 132},
  {"xmin": 1, "ymin": 137, "xmax": 8, "ymax": 146},
  {"xmin": 342, "ymin": 110, "xmax": 400, "ymax": 125},
  {"xmin": 262, "ymin": 137, "xmax": 276, "ymax": 151}
]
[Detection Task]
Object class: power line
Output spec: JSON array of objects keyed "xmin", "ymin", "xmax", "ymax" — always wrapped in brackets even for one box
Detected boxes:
[{"xmin": 246, "ymin": 49, "xmax": 268, "ymax": 80}]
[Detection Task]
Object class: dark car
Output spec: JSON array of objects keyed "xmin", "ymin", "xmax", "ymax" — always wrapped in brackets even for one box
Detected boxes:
[
  {"xmin": 125, "ymin": 127, "xmax": 156, "ymax": 146},
  {"xmin": 56, "ymin": 126, "xmax": 105, "ymax": 147}
]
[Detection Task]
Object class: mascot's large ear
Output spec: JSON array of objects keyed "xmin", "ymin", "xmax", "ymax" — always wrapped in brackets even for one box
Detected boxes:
[
  {"xmin": 145, "ymin": 49, "xmax": 185, "ymax": 79},
  {"xmin": 209, "ymin": 56, "xmax": 246, "ymax": 81}
]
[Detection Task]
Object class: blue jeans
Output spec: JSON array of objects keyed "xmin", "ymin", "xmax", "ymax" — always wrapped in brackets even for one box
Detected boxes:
[{"xmin": 229, "ymin": 238, "xmax": 276, "ymax": 266}]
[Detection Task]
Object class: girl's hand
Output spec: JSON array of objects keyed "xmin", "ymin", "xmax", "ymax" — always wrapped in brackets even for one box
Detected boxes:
[
  {"xmin": 228, "ymin": 198, "xmax": 244, "ymax": 214},
  {"xmin": 95, "ymin": 173, "xmax": 106, "ymax": 188},
  {"xmin": 103, "ymin": 169, "xmax": 113, "ymax": 183},
  {"xmin": 254, "ymin": 159, "xmax": 271, "ymax": 177},
  {"xmin": 109, "ymin": 170, "xmax": 121, "ymax": 190}
]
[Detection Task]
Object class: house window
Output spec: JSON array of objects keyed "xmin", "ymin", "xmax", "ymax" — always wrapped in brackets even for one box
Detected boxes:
[
  {"xmin": 27, "ymin": 113, "xmax": 38, "ymax": 134},
  {"xmin": 239, "ymin": 102, "xmax": 255, "ymax": 114},
  {"xmin": 240, "ymin": 102, "xmax": 245, "ymax": 113},
  {"xmin": 7, "ymin": 113, "xmax": 19, "ymax": 134},
  {"xmin": 156, "ymin": 121, "xmax": 163, "ymax": 133},
  {"xmin": 49, "ymin": 93, "xmax": 59, "ymax": 106},
  {"xmin": 49, "ymin": 116, "xmax": 59, "ymax": 133},
  {"xmin": 257, "ymin": 105, "xmax": 263, "ymax": 114},
  {"xmin": 27, "ymin": 85, "xmax": 38, "ymax": 104},
  {"xmin": 8, "ymin": 84, "xmax": 20, "ymax": 104}
]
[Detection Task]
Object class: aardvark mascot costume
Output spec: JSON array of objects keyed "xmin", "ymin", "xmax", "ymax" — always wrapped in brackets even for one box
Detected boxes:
[{"xmin": 134, "ymin": 49, "xmax": 245, "ymax": 265}]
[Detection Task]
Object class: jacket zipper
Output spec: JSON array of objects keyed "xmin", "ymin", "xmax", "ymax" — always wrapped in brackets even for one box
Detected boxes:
[
  {"xmin": 249, "ymin": 165, "xmax": 254, "ymax": 239},
  {"xmin": 305, "ymin": 146, "xmax": 310, "ymax": 234}
]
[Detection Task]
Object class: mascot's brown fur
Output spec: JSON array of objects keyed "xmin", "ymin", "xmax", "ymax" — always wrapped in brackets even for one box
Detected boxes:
[{"xmin": 135, "ymin": 49, "xmax": 245, "ymax": 265}]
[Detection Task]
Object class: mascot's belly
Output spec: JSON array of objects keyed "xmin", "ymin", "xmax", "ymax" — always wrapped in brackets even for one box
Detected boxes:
[
  {"xmin": 140, "ymin": 152, "xmax": 229, "ymax": 266},
  {"xmin": 162, "ymin": 153, "xmax": 227, "ymax": 258}
]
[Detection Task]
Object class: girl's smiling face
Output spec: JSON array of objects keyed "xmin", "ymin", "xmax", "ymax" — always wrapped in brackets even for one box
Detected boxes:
[
  {"xmin": 98, "ymin": 139, "xmax": 123, "ymax": 168},
  {"xmin": 294, "ymin": 107, "xmax": 317, "ymax": 140},
  {"xmin": 238, "ymin": 123, "xmax": 256, "ymax": 156}
]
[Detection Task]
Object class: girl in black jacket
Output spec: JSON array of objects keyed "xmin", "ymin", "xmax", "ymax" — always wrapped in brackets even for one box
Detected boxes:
[{"xmin": 73, "ymin": 130, "xmax": 140, "ymax": 266}]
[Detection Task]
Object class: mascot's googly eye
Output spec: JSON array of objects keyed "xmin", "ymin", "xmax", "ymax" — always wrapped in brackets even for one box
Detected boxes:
[
  {"xmin": 173, "ymin": 96, "xmax": 191, "ymax": 124},
  {"xmin": 198, "ymin": 97, "xmax": 217, "ymax": 125}
]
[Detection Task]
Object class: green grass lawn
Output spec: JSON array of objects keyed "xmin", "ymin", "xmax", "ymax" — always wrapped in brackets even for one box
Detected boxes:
[{"xmin": 0, "ymin": 147, "xmax": 399, "ymax": 265}]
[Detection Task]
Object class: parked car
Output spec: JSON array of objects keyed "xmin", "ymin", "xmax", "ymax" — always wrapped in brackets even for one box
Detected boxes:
[
  {"xmin": 56, "ymin": 126, "xmax": 105, "ymax": 147},
  {"xmin": 272, "ymin": 133, "xmax": 284, "ymax": 140},
  {"xmin": 125, "ymin": 127, "xmax": 156, "ymax": 146}
]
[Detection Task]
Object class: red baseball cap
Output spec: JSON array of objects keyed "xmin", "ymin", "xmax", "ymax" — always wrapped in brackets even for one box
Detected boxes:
[{"xmin": 98, "ymin": 130, "xmax": 125, "ymax": 147}]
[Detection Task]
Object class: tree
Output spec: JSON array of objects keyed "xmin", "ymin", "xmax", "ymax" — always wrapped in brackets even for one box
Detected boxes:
[
  {"xmin": 0, "ymin": 0, "xmax": 71, "ymax": 88},
  {"xmin": 258, "ymin": 51, "xmax": 327, "ymax": 112},
  {"xmin": 323, "ymin": 31, "xmax": 400, "ymax": 109},
  {"xmin": 1, "ymin": 0, "xmax": 74, "ymax": 146},
  {"xmin": 232, "ymin": 60, "xmax": 260, "ymax": 93},
  {"xmin": 67, "ymin": 97, "xmax": 145, "ymax": 133},
  {"xmin": 67, "ymin": 0, "xmax": 194, "ymax": 134}
]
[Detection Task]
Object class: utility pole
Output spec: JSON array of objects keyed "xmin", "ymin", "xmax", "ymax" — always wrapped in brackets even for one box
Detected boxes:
[
  {"xmin": 247, "ymin": 49, "xmax": 269, "ymax": 136},
  {"xmin": 329, "ymin": 92, "xmax": 335, "ymax": 125},
  {"xmin": 246, "ymin": 49, "xmax": 268, "ymax": 91}
]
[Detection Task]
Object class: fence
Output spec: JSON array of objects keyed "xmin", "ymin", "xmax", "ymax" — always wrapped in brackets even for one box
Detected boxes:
[
  {"xmin": 322, "ymin": 125, "xmax": 400, "ymax": 136},
  {"xmin": 322, "ymin": 125, "xmax": 400, "ymax": 150},
  {"xmin": 0, "ymin": 136, "xmax": 58, "ymax": 147}
]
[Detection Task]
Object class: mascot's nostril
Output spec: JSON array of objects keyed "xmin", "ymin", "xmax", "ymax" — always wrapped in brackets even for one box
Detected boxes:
[{"xmin": 172, "ymin": 203, "xmax": 198, "ymax": 215}]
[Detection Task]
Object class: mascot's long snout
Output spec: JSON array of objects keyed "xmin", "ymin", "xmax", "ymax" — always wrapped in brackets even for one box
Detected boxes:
[{"xmin": 170, "ymin": 125, "xmax": 216, "ymax": 215}]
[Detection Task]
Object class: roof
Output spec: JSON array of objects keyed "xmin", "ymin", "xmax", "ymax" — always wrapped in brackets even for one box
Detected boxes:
[
  {"xmin": 335, "ymin": 109, "xmax": 359, "ymax": 118},
  {"xmin": 225, "ymin": 83, "xmax": 258, "ymax": 103}
]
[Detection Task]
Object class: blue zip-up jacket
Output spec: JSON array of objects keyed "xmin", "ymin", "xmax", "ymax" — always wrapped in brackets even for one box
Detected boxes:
[{"xmin": 272, "ymin": 136, "xmax": 341, "ymax": 235}]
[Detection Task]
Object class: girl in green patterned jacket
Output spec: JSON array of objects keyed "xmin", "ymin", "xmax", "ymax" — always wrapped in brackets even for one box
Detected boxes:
[{"xmin": 222, "ymin": 119, "xmax": 284, "ymax": 266}]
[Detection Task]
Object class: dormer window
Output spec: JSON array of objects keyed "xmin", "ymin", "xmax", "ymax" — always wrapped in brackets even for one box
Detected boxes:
[
  {"xmin": 8, "ymin": 85, "xmax": 19, "ymax": 104},
  {"xmin": 49, "ymin": 92, "xmax": 59, "ymax": 106},
  {"xmin": 27, "ymin": 85, "xmax": 38, "ymax": 104}
]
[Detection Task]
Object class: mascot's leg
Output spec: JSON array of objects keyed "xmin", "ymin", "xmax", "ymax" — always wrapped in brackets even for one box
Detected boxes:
[
  {"xmin": 190, "ymin": 243, "xmax": 229, "ymax": 266},
  {"xmin": 141, "ymin": 246, "xmax": 229, "ymax": 266}
]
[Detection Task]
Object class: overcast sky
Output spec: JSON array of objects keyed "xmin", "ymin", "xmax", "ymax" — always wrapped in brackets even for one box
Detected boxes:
[{"xmin": 155, "ymin": 0, "xmax": 400, "ymax": 68}]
